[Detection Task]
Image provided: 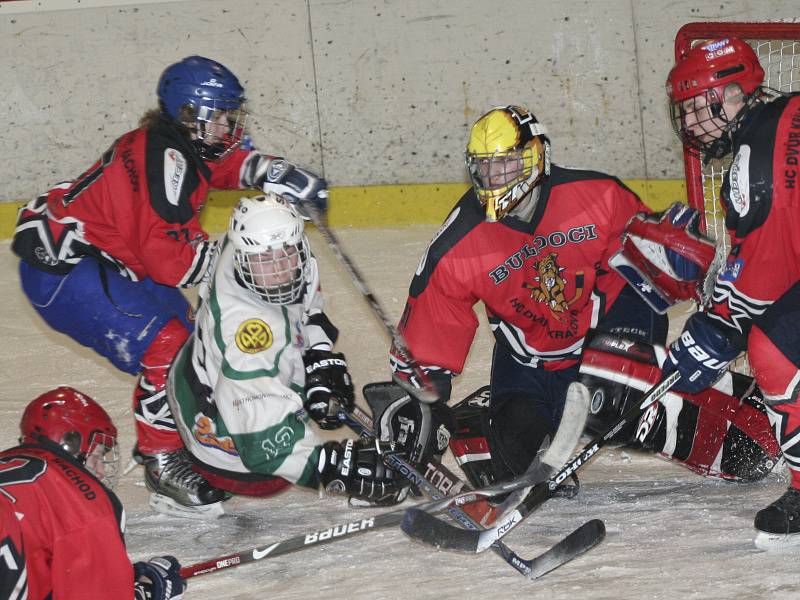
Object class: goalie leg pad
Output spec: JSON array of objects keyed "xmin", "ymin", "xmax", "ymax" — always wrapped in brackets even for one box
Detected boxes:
[
  {"xmin": 579, "ymin": 331, "xmax": 780, "ymax": 481},
  {"xmin": 449, "ymin": 386, "xmax": 497, "ymax": 489},
  {"xmin": 636, "ymin": 387, "xmax": 779, "ymax": 481}
]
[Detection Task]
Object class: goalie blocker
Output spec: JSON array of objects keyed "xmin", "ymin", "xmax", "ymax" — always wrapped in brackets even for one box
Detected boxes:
[
  {"xmin": 360, "ymin": 381, "xmax": 456, "ymax": 506},
  {"xmin": 579, "ymin": 330, "xmax": 780, "ymax": 482}
]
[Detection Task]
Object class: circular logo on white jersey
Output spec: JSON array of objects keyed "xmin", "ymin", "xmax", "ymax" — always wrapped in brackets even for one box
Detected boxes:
[{"xmin": 235, "ymin": 319, "xmax": 273, "ymax": 353}]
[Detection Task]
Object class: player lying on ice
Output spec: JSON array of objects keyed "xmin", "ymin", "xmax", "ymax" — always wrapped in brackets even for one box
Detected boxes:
[
  {"xmin": 160, "ymin": 193, "xmax": 406, "ymax": 517},
  {"xmin": 663, "ymin": 37, "xmax": 800, "ymax": 549},
  {"xmin": 11, "ymin": 55, "xmax": 328, "ymax": 514},
  {"xmin": 0, "ymin": 387, "xmax": 186, "ymax": 600}
]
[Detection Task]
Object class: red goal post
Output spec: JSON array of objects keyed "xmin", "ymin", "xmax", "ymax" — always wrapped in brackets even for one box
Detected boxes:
[{"xmin": 674, "ymin": 22, "xmax": 800, "ymax": 249}]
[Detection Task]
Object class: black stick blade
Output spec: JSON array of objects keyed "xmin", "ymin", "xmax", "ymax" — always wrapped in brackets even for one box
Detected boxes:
[
  {"xmin": 528, "ymin": 519, "xmax": 606, "ymax": 579},
  {"xmin": 401, "ymin": 507, "xmax": 481, "ymax": 552}
]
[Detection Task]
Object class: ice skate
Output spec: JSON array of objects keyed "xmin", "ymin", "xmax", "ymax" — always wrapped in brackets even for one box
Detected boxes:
[
  {"xmin": 140, "ymin": 448, "xmax": 227, "ymax": 519},
  {"xmin": 754, "ymin": 488, "xmax": 800, "ymax": 551}
]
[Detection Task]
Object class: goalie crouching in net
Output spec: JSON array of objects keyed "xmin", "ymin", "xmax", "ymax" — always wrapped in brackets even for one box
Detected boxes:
[
  {"xmin": 160, "ymin": 193, "xmax": 406, "ymax": 517},
  {"xmin": 384, "ymin": 105, "xmax": 673, "ymax": 505}
]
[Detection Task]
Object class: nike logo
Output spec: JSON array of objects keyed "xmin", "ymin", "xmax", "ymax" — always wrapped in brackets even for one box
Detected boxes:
[{"xmin": 252, "ymin": 543, "xmax": 279, "ymax": 560}]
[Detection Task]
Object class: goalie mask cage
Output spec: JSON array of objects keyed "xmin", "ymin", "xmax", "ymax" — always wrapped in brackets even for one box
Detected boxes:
[{"xmin": 674, "ymin": 22, "xmax": 800, "ymax": 375}]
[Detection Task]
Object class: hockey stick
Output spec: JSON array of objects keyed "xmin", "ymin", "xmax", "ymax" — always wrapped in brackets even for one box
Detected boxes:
[
  {"xmin": 303, "ymin": 206, "xmax": 438, "ymax": 403},
  {"xmin": 177, "ymin": 406, "xmax": 569, "ymax": 579},
  {"xmin": 341, "ymin": 383, "xmax": 603, "ymax": 578},
  {"xmin": 401, "ymin": 371, "xmax": 680, "ymax": 553},
  {"xmin": 179, "ymin": 500, "xmax": 429, "ymax": 579}
]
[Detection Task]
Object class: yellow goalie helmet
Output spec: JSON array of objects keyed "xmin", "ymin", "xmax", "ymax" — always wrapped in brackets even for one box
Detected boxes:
[{"xmin": 465, "ymin": 105, "xmax": 550, "ymax": 221}]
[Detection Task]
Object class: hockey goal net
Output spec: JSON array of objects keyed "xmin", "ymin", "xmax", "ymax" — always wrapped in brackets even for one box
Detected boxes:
[{"xmin": 674, "ymin": 22, "xmax": 800, "ymax": 375}]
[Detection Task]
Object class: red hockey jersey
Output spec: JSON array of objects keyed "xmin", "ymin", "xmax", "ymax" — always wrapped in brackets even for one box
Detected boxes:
[
  {"xmin": 709, "ymin": 93, "xmax": 800, "ymax": 341},
  {"xmin": 0, "ymin": 444, "xmax": 131, "ymax": 600},
  {"xmin": 12, "ymin": 116, "xmax": 262, "ymax": 287},
  {"xmin": 394, "ymin": 165, "xmax": 646, "ymax": 376}
]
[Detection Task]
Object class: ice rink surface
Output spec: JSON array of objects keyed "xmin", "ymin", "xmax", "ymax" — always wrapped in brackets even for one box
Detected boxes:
[{"xmin": 1, "ymin": 227, "xmax": 798, "ymax": 600}]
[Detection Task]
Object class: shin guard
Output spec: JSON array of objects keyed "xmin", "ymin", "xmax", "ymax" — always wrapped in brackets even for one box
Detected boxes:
[{"xmin": 134, "ymin": 318, "xmax": 190, "ymax": 454}]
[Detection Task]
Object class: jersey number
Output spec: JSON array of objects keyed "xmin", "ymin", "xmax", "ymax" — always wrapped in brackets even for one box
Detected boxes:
[
  {"xmin": 62, "ymin": 142, "xmax": 117, "ymax": 206},
  {"xmin": 0, "ymin": 456, "xmax": 48, "ymax": 502},
  {"xmin": 0, "ymin": 540, "xmax": 21, "ymax": 571}
]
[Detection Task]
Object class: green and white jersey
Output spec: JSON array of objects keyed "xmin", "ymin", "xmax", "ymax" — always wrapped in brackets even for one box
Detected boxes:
[{"xmin": 167, "ymin": 238, "xmax": 334, "ymax": 488}]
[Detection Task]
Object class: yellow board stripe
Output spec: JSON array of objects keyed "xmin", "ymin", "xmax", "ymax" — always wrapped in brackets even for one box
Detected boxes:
[{"xmin": 0, "ymin": 179, "xmax": 686, "ymax": 239}]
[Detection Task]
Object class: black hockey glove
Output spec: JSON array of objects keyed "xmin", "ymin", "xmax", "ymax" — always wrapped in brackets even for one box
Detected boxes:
[
  {"xmin": 303, "ymin": 349, "xmax": 354, "ymax": 430},
  {"xmin": 318, "ymin": 438, "xmax": 406, "ymax": 505},
  {"xmin": 258, "ymin": 157, "xmax": 328, "ymax": 218},
  {"xmin": 134, "ymin": 555, "xmax": 186, "ymax": 600},
  {"xmin": 663, "ymin": 312, "xmax": 739, "ymax": 394}
]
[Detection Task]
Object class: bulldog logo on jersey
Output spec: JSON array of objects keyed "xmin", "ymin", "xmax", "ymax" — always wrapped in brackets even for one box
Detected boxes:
[
  {"xmin": 523, "ymin": 253, "xmax": 584, "ymax": 318},
  {"xmin": 235, "ymin": 319, "xmax": 273, "ymax": 353}
]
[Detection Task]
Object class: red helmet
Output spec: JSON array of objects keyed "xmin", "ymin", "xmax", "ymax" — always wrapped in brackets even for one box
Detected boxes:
[
  {"xmin": 666, "ymin": 37, "xmax": 763, "ymax": 104},
  {"xmin": 666, "ymin": 38, "xmax": 763, "ymax": 157},
  {"xmin": 20, "ymin": 387, "xmax": 119, "ymax": 487}
]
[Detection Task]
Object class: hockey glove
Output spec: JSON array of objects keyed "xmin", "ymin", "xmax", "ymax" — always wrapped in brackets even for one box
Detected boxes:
[
  {"xmin": 258, "ymin": 158, "xmax": 328, "ymax": 218},
  {"xmin": 318, "ymin": 438, "xmax": 405, "ymax": 505},
  {"xmin": 303, "ymin": 349, "xmax": 354, "ymax": 429},
  {"xmin": 662, "ymin": 312, "xmax": 740, "ymax": 394},
  {"xmin": 134, "ymin": 556, "xmax": 186, "ymax": 600}
]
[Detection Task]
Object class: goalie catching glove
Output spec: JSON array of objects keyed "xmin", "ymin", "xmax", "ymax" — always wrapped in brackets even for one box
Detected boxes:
[
  {"xmin": 317, "ymin": 437, "xmax": 405, "ymax": 505},
  {"xmin": 609, "ymin": 203, "xmax": 718, "ymax": 313},
  {"xmin": 255, "ymin": 157, "xmax": 328, "ymax": 218},
  {"xmin": 303, "ymin": 349, "xmax": 354, "ymax": 430}
]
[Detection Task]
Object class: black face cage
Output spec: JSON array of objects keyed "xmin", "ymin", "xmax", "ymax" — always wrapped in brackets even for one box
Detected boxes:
[{"xmin": 671, "ymin": 88, "xmax": 763, "ymax": 160}]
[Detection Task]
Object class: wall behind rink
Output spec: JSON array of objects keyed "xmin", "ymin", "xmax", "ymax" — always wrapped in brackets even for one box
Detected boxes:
[{"xmin": 1, "ymin": 0, "xmax": 798, "ymax": 234}]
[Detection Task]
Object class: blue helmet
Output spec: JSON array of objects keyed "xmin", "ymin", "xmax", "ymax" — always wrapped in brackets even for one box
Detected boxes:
[{"xmin": 157, "ymin": 55, "xmax": 247, "ymax": 160}]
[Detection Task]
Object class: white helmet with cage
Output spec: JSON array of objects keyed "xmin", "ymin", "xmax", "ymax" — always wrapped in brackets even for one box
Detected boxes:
[{"xmin": 228, "ymin": 193, "xmax": 311, "ymax": 305}]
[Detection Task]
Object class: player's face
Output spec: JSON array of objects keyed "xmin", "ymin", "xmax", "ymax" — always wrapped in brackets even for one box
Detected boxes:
[
  {"xmin": 201, "ymin": 109, "xmax": 234, "ymax": 145},
  {"xmin": 680, "ymin": 93, "xmax": 727, "ymax": 143},
  {"xmin": 192, "ymin": 107, "xmax": 246, "ymax": 149},
  {"xmin": 249, "ymin": 246, "xmax": 300, "ymax": 288},
  {"xmin": 475, "ymin": 154, "xmax": 525, "ymax": 190}
]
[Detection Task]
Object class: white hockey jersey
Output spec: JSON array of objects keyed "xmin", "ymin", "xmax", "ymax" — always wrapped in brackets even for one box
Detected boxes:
[{"xmin": 167, "ymin": 237, "xmax": 334, "ymax": 488}]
